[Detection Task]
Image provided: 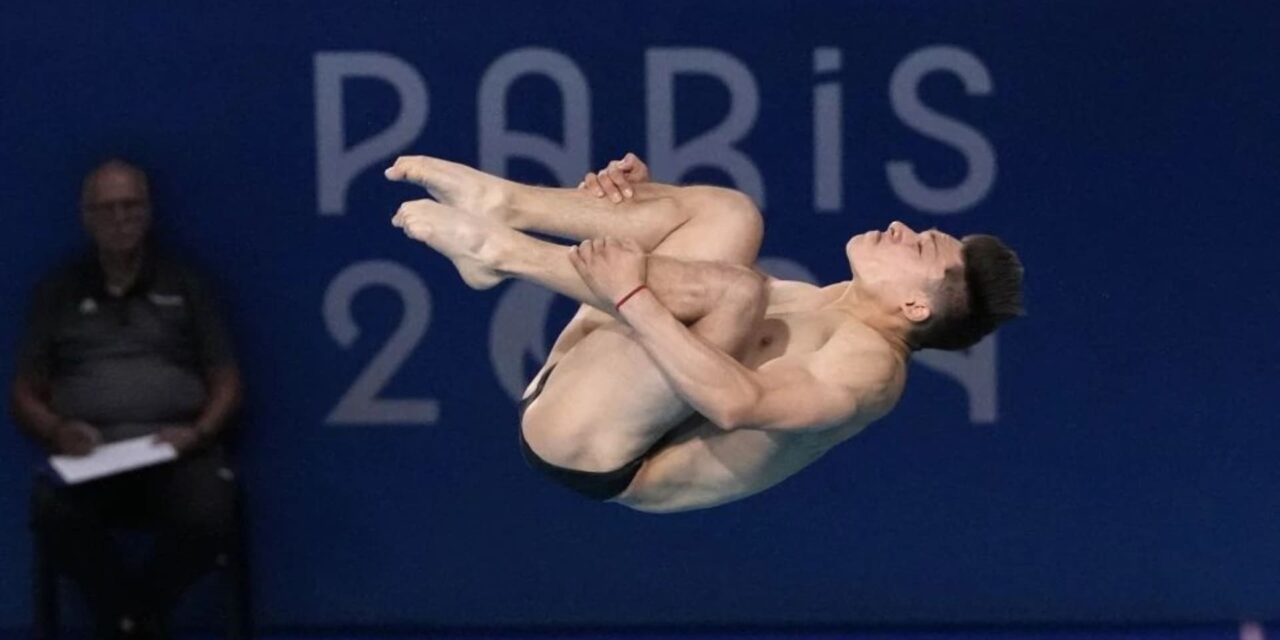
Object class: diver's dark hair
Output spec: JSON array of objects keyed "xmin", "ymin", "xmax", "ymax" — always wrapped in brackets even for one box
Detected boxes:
[{"xmin": 910, "ymin": 234, "xmax": 1024, "ymax": 351}]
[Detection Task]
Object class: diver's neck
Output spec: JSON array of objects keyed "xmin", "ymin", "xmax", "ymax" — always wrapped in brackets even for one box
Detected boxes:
[{"xmin": 828, "ymin": 281, "xmax": 914, "ymax": 358}]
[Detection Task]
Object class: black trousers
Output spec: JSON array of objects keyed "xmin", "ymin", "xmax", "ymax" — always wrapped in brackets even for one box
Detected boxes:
[{"xmin": 30, "ymin": 447, "xmax": 236, "ymax": 629}]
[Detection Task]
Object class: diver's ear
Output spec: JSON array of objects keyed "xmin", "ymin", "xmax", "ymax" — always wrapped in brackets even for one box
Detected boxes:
[{"xmin": 901, "ymin": 297, "xmax": 932, "ymax": 324}]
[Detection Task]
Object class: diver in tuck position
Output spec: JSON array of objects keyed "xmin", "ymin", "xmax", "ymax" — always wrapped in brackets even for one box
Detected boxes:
[{"xmin": 388, "ymin": 153, "xmax": 1023, "ymax": 512}]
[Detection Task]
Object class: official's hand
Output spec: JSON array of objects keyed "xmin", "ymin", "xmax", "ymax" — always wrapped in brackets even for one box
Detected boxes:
[
  {"xmin": 578, "ymin": 153, "xmax": 649, "ymax": 203},
  {"xmin": 53, "ymin": 420, "xmax": 101, "ymax": 457},
  {"xmin": 153, "ymin": 426, "xmax": 203, "ymax": 455},
  {"xmin": 568, "ymin": 237, "xmax": 648, "ymax": 309}
]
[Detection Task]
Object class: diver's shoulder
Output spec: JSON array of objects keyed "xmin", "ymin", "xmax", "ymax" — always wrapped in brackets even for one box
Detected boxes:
[{"xmin": 827, "ymin": 323, "xmax": 908, "ymax": 380}]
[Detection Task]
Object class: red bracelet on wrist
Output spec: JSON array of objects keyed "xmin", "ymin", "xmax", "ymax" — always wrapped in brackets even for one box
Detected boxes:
[{"xmin": 614, "ymin": 284, "xmax": 648, "ymax": 311}]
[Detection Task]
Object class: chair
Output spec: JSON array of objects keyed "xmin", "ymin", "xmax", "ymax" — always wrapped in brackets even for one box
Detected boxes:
[{"xmin": 31, "ymin": 476, "xmax": 253, "ymax": 640}]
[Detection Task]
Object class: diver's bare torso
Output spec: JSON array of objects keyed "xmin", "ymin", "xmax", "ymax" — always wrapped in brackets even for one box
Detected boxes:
[{"xmin": 538, "ymin": 277, "xmax": 907, "ymax": 513}]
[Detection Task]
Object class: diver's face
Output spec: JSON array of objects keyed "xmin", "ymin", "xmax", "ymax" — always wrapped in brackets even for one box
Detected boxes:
[{"xmin": 846, "ymin": 221, "xmax": 964, "ymax": 304}]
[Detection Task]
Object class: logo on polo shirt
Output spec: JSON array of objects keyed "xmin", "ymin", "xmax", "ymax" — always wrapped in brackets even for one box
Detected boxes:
[
  {"xmin": 78, "ymin": 298, "xmax": 98, "ymax": 314},
  {"xmin": 148, "ymin": 293, "xmax": 185, "ymax": 307}
]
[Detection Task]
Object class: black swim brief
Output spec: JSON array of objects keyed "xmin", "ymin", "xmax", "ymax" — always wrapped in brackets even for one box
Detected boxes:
[{"xmin": 518, "ymin": 364, "xmax": 669, "ymax": 501}]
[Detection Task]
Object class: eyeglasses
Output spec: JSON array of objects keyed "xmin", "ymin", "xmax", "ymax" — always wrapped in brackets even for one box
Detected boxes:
[{"xmin": 83, "ymin": 198, "xmax": 150, "ymax": 217}]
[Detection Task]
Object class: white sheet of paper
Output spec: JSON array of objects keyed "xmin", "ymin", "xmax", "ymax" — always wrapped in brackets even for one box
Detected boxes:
[{"xmin": 49, "ymin": 436, "xmax": 178, "ymax": 485}]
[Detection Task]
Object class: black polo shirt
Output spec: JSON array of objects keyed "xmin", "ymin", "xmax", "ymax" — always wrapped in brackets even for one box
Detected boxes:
[{"xmin": 16, "ymin": 251, "xmax": 236, "ymax": 432}]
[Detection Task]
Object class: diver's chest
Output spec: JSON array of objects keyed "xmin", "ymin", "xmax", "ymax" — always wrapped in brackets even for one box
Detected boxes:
[{"xmin": 741, "ymin": 312, "xmax": 841, "ymax": 366}]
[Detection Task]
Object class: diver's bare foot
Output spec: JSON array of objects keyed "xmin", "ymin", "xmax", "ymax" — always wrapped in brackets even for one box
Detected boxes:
[
  {"xmin": 391, "ymin": 199, "xmax": 506, "ymax": 290},
  {"xmin": 384, "ymin": 155, "xmax": 513, "ymax": 224}
]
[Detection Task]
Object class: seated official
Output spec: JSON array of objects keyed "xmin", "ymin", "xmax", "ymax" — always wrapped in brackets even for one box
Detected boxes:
[{"xmin": 10, "ymin": 159, "xmax": 243, "ymax": 639}]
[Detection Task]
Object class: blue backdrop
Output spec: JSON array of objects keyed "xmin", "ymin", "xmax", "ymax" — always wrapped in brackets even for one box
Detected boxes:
[{"xmin": 2, "ymin": 0, "xmax": 1278, "ymax": 629}]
